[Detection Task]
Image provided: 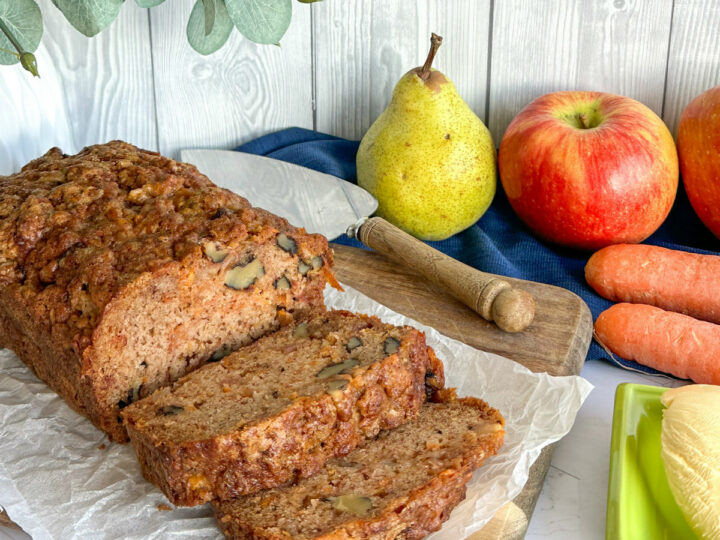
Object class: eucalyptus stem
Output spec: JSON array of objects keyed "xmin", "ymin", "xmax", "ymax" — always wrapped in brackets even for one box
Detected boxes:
[
  {"xmin": 0, "ymin": 17, "xmax": 39, "ymax": 76},
  {"xmin": 0, "ymin": 18, "xmax": 22, "ymax": 53}
]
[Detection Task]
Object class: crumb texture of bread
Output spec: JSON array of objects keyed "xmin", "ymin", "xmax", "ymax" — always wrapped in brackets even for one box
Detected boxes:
[
  {"xmin": 123, "ymin": 310, "xmax": 445, "ymax": 506},
  {"xmin": 212, "ymin": 393, "xmax": 505, "ymax": 540},
  {"xmin": 0, "ymin": 141, "xmax": 334, "ymax": 441}
]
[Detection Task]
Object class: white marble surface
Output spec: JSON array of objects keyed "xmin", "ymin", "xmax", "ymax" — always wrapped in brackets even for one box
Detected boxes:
[{"xmin": 525, "ymin": 360, "xmax": 686, "ymax": 539}]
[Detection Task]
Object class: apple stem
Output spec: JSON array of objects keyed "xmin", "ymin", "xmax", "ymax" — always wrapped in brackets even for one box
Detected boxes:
[
  {"xmin": 577, "ymin": 113, "xmax": 591, "ymax": 129},
  {"xmin": 419, "ymin": 33, "xmax": 443, "ymax": 81}
]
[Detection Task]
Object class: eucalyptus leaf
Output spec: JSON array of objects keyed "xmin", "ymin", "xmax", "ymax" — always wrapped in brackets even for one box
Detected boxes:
[
  {"xmin": 51, "ymin": 0, "xmax": 124, "ymax": 37},
  {"xmin": 136, "ymin": 0, "xmax": 165, "ymax": 6},
  {"xmin": 225, "ymin": 0, "xmax": 291, "ymax": 45},
  {"xmin": 0, "ymin": 0, "xmax": 42, "ymax": 66},
  {"xmin": 202, "ymin": 0, "xmax": 215, "ymax": 35},
  {"xmin": 187, "ymin": 0, "xmax": 232, "ymax": 55}
]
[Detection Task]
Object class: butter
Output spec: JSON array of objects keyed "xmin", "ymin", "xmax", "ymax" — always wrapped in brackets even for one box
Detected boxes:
[{"xmin": 661, "ymin": 385, "xmax": 720, "ymax": 540}]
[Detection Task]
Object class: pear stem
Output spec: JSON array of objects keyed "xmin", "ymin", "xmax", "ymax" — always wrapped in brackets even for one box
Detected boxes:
[{"xmin": 419, "ymin": 33, "xmax": 443, "ymax": 81}]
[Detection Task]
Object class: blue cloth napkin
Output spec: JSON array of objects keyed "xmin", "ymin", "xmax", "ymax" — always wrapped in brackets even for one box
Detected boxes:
[{"xmin": 237, "ymin": 127, "xmax": 719, "ymax": 375}]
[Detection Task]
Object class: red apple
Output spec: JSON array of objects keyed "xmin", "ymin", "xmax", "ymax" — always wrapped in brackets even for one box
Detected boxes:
[
  {"xmin": 677, "ymin": 86, "xmax": 720, "ymax": 240},
  {"xmin": 498, "ymin": 91, "xmax": 679, "ymax": 250}
]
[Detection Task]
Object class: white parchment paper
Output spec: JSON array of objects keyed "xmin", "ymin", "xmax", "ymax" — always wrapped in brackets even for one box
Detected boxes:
[{"xmin": 0, "ymin": 284, "xmax": 592, "ymax": 540}]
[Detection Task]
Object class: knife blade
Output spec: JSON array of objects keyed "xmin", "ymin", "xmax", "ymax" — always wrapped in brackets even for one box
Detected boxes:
[
  {"xmin": 179, "ymin": 149, "xmax": 376, "ymax": 241},
  {"xmin": 181, "ymin": 148, "xmax": 535, "ymax": 333}
]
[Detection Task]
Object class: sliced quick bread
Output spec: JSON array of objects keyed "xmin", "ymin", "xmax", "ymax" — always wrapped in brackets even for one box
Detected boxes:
[
  {"xmin": 122, "ymin": 310, "xmax": 444, "ymax": 506},
  {"xmin": 212, "ymin": 389, "xmax": 505, "ymax": 540}
]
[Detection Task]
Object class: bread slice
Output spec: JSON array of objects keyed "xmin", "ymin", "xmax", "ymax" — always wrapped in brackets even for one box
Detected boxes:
[
  {"xmin": 122, "ymin": 310, "xmax": 445, "ymax": 506},
  {"xmin": 0, "ymin": 141, "xmax": 334, "ymax": 441},
  {"xmin": 212, "ymin": 389, "xmax": 504, "ymax": 540}
]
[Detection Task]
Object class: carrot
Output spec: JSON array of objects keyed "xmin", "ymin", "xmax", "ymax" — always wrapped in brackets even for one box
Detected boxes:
[
  {"xmin": 595, "ymin": 303, "xmax": 720, "ymax": 385},
  {"xmin": 586, "ymin": 244, "xmax": 720, "ymax": 324}
]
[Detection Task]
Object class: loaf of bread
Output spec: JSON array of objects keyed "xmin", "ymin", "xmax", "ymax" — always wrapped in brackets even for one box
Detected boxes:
[
  {"xmin": 212, "ymin": 389, "xmax": 505, "ymax": 540},
  {"xmin": 0, "ymin": 141, "xmax": 335, "ymax": 441},
  {"xmin": 122, "ymin": 310, "xmax": 445, "ymax": 506}
]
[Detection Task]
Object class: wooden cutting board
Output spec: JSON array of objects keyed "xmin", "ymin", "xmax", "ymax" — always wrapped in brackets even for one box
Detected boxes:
[{"xmin": 332, "ymin": 244, "xmax": 593, "ymax": 540}]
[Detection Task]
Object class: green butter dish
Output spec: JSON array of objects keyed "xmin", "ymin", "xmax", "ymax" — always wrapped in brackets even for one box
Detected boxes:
[{"xmin": 606, "ymin": 383, "xmax": 697, "ymax": 540}]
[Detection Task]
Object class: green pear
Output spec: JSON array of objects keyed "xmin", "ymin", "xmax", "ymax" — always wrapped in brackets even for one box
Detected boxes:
[{"xmin": 356, "ymin": 34, "xmax": 496, "ymax": 241}]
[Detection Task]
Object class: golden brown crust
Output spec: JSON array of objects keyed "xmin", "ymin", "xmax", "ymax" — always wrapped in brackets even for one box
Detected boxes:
[
  {"xmin": 0, "ymin": 141, "xmax": 326, "ymax": 355},
  {"xmin": 123, "ymin": 311, "xmax": 444, "ymax": 506},
  {"xmin": 0, "ymin": 141, "xmax": 334, "ymax": 441}
]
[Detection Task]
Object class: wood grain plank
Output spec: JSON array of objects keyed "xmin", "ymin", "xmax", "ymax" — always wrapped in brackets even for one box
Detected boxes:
[
  {"xmin": 0, "ymin": 1, "xmax": 156, "ymax": 173},
  {"xmin": 468, "ymin": 502, "xmax": 528, "ymax": 540},
  {"xmin": 488, "ymin": 0, "xmax": 673, "ymax": 141},
  {"xmin": 0, "ymin": 46, "xmax": 74, "ymax": 175},
  {"xmin": 149, "ymin": 0, "xmax": 313, "ymax": 158},
  {"xmin": 662, "ymin": 0, "xmax": 720, "ymax": 136},
  {"xmin": 332, "ymin": 244, "xmax": 592, "ymax": 377},
  {"xmin": 312, "ymin": 0, "xmax": 491, "ymax": 140},
  {"xmin": 0, "ymin": 508, "xmax": 20, "ymax": 530}
]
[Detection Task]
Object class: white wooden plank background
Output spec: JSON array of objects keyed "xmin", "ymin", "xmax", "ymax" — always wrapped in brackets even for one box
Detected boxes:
[
  {"xmin": 1, "ymin": 0, "xmax": 719, "ymax": 174},
  {"xmin": 38, "ymin": 0, "xmax": 157, "ymax": 152},
  {"xmin": 662, "ymin": 0, "xmax": 720, "ymax": 135},
  {"xmin": 312, "ymin": 0, "xmax": 491, "ymax": 140},
  {"xmin": 488, "ymin": 0, "xmax": 674, "ymax": 140},
  {"xmin": 0, "ymin": 0, "xmax": 156, "ymax": 173},
  {"xmin": 150, "ymin": 0, "xmax": 313, "ymax": 158}
]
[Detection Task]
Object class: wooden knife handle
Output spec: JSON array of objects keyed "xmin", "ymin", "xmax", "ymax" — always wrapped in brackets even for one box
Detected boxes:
[{"xmin": 355, "ymin": 217, "xmax": 535, "ymax": 333}]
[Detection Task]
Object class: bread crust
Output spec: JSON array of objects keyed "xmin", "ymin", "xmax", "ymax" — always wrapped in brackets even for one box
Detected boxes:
[
  {"xmin": 123, "ymin": 311, "xmax": 446, "ymax": 506},
  {"xmin": 212, "ymin": 391, "xmax": 504, "ymax": 540},
  {"xmin": 0, "ymin": 141, "xmax": 333, "ymax": 441}
]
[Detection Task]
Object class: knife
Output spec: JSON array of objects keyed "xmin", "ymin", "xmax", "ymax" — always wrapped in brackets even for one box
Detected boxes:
[{"xmin": 180, "ymin": 149, "xmax": 535, "ymax": 333}]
